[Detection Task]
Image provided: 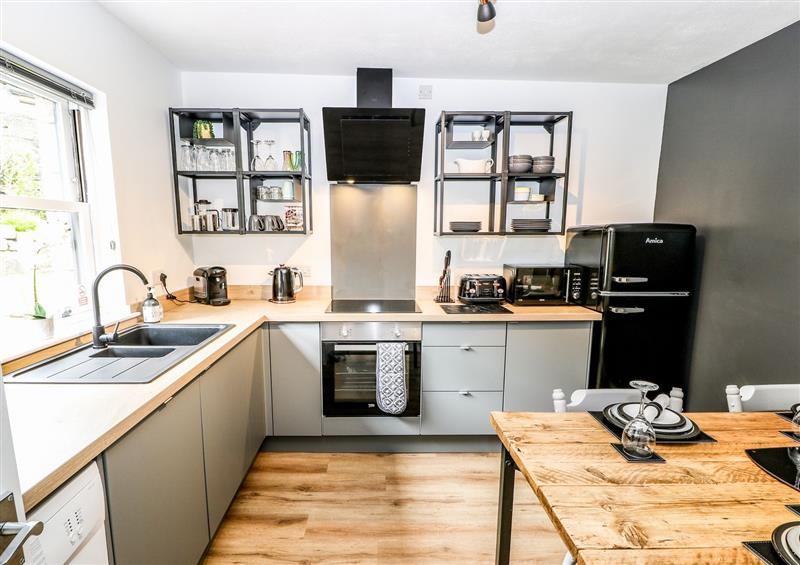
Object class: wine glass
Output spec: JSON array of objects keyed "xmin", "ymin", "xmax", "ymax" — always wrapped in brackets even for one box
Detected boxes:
[
  {"xmin": 263, "ymin": 139, "xmax": 277, "ymax": 171},
  {"xmin": 788, "ymin": 447, "xmax": 800, "ymax": 488},
  {"xmin": 621, "ymin": 380, "xmax": 659, "ymax": 459},
  {"xmin": 791, "ymin": 407, "xmax": 800, "ymax": 438},
  {"xmin": 250, "ymin": 140, "xmax": 265, "ymax": 171}
]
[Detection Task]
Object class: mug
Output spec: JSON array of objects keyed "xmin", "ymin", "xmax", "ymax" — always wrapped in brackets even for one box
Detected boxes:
[
  {"xmin": 481, "ymin": 129, "xmax": 491, "ymax": 141},
  {"xmin": 247, "ymin": 214, "xmax": 265, "ymax": 232}
]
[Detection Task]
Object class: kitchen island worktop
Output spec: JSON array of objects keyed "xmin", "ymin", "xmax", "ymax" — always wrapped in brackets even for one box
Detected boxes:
[{"xmin": 5, "ymin": 288, "xmax": 598, "ymax": 511}]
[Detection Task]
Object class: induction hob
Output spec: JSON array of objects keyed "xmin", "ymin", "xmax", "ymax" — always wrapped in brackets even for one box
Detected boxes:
[{"xmin": 326, "ymin": 299, "xmax": 421, "ymax": 314}]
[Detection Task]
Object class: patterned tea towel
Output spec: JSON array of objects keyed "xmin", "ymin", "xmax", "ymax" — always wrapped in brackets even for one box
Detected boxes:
[{"xmin": 376, "ymin": 342, "xmax": 408, "ymax": 415}]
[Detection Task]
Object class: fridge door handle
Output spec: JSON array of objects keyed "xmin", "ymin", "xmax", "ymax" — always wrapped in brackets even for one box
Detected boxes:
[
  {"xmin": 609, "ymin": 306, "xmax": 645, "ymax": 314},
  {"xmin": 612, "ymin": 276, "xmax": 649, "ymax": 283}
]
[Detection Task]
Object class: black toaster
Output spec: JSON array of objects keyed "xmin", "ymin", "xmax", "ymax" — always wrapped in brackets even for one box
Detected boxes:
[{"xmin": 458, "ymin": 274, "xmax": 507, "ymax": 304}]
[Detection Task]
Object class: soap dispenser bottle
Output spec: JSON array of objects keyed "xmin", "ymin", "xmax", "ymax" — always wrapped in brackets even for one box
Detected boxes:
[{"xmin": 142, "ymin": 286, "xmax": 163, "ymax": 323}]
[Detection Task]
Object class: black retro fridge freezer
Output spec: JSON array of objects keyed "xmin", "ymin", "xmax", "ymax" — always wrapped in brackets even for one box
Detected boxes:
[{"xmin": 565, "ymin": 223, "xmax": 696, "ymax": 392}]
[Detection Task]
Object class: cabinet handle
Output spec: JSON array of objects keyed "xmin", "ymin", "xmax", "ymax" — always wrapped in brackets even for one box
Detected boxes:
[
  {"xmin": 458, "ymin": 390, "xmax": 472, "ymax": 397},
  {"xmin": 160, "ymin": 396, "xmax": 174, "ymax": 409},
  {"xmin": 609, "ymin": 306, "xmax": 645, "ymax": 314},
  {"xmin": 612, "ymin": 276, "xmax": 648, "ymax": 283},
  {"xmin": 459, "ymin": 345, "xmax": 472, "ymax": 351}
]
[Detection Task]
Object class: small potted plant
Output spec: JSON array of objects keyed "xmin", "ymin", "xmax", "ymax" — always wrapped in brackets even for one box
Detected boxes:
[{"xmin": 25, "ymin": 265, "xmax": 54, "ymax": 339}]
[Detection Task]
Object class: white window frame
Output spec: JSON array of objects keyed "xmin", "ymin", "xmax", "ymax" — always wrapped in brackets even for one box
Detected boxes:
[
  {"xmin": 0, "ymin": 53, "xmax": 129, "ymax": 361},
  {"xmin": 0, "ymin": 71, "xmax": 97, "ymax": 314}
]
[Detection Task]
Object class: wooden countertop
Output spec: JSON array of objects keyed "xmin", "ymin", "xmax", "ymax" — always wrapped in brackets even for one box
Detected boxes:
[
  {"xmin": 490, "ymin": 411, "xmax": 798, "ymax": 565},
  {"xmin": 6, "ymin": 290, "xmax": 597, "ymax": 511}
]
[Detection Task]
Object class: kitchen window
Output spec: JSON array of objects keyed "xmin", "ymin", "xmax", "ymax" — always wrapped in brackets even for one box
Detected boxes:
[{"xmin": 0, "ymin": 53, "xmax": 119, "ymax": 360}]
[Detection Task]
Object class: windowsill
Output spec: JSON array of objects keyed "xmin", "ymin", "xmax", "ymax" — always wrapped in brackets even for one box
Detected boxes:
[{"xmin": 1, "ymin": 308, "xmax": 139, "ymax": 366}]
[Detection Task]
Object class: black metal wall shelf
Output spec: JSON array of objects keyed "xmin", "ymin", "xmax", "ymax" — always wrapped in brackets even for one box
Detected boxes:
[
  {"xmin": 433, "ymin": 110, "xmax": 572, "ymax": 237},
  {"xmin": 169, "ymin": 107, "xmax": 313, "ymax": 236}
]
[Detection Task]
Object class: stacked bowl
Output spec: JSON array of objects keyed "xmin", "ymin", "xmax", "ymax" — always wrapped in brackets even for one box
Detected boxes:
[
  {"xmin": 508, "ymin": 154, "xmax": 533, "ymax": 173},
  {"xmin": 532, "ymin": 155, "xmax": 555, "ymax": 174}
]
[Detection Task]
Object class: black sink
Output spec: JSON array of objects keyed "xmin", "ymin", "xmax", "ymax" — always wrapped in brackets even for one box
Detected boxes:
[
  {"xmin": 8, "ymin": 323, "xmax": 233, "ymax": 384},
  {"xmin": 113, "ymin": 325, "xmax": 228, "ymax": 347}
]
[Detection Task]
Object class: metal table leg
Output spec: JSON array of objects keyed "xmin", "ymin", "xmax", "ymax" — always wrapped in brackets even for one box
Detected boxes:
[{"xmin": 495, "ymin": 445, "xmax": 517, "ymax": 565}]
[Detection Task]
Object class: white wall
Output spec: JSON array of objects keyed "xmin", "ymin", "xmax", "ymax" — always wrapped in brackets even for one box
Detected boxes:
[
  {"xmin": 3, "ymin": 2, "xmax": 193, "ymax": 302},
  {"xmin": 183, "ymin": 72, "xmax": 667, "ymax": 287}
]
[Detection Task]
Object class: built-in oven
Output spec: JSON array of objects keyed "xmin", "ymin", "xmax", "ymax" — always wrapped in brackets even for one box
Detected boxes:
[{"xmin": 321, "ymin": 322, "xmax": 421, "ymax": 417}]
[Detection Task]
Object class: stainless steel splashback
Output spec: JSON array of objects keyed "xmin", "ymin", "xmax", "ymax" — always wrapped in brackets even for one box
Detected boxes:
[{"xmin": 330, "ymin": 183, "xmax": 417, "ymax": 301}]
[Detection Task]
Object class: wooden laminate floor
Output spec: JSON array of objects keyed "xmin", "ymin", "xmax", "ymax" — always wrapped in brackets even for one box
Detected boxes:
[{"xmin": 204, "ymin": 452, "xmax": 566, "ymax": 564}]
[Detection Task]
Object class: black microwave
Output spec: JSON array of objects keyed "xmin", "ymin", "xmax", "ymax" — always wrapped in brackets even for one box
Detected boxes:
[{"xmin": 503, "ymin": 265, "xmax": 567, "ymax": 306}]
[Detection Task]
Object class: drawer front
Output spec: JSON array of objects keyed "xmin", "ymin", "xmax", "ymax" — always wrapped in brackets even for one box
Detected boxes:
[
  {"xmin": 422, "ymin": 323, "xmax": 506, "ymax": 347},
  {"xmin": 323, "ymin": 416, "xmax": 420, "ymax": 436},
  {"xmin": 421, "ymin": 391, "xmax": 503, "ymax": 435},
  {"xmin": 422, "ymin": 346, "xmax": 505, "ymax": 391}
]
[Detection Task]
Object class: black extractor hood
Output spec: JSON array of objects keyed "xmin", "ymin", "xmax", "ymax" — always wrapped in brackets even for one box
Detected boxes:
[{"xmin": 323, "ymin": 68, "xmax": 425, "ymax": 184}]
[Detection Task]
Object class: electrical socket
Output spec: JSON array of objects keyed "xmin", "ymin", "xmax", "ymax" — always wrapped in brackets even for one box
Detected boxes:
[{"xmin": 418, "ymin": 84, "xmax": 433, "ymax": 100}]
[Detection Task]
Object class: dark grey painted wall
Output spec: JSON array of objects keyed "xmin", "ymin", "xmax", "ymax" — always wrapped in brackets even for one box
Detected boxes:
[{"xmin": 654, "ymin": 22, "xmax": 800, "ymax": 411}]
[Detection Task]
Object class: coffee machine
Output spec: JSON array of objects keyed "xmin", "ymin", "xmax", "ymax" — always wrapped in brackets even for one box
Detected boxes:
[{"xmin": 193, "ymin": 266, "xmax": 230, "ymax": 306}]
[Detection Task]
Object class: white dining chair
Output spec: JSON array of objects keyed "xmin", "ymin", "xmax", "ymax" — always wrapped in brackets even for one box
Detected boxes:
[
  {"xmin": 552, "ymin": 388, "xmax": 643, "ymax": 412},
  {"xmin": 553, "ymin": 387, "xmax": 685, "ymax": 413},
  {"xmin": 725, "ymin": 384, "xmax": 800, "ymax": 412}
]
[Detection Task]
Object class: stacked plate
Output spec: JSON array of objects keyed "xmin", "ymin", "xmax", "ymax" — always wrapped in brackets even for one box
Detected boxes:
[
  {"xmin": 450, "ymin": 221, "xmax": 481, "ymax": 233},
  {"xmin": 532, "ymin": 155, "xmax": 555, "ymax": 174},
  {"xmin": 772, "ymin": 521, "xmax": 800, "ymax": 565},
  {"xmin": 508, "ymin": 155, "xmax": 533, "ymax": 174},
  {"xmin": 602, "ymin": 402, "xmax": 701, "ymax": 441},
  {"xmin": 510, "ymin": 218, "xmax": 551, "ymax": 232}
]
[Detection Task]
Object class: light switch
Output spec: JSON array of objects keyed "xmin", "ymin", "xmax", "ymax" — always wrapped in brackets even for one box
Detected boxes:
[{"xmin": 418, "ymin": 84, "xmax": 433, "ymax": 100}]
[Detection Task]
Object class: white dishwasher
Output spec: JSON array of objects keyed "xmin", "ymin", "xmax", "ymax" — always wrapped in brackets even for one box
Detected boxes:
[{"xmin": 24, "ymin": 461, "xmax": 109, "ymax": 564}]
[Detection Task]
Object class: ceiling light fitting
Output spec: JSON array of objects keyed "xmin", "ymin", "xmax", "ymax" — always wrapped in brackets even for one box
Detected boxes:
[{"xmin": 477, "ymin": 0, "xmax": 496, "ymax": 23}]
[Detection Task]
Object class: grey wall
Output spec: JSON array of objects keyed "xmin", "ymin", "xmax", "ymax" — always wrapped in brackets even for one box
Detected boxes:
[{"xmin": 654, "ymin": 22, "xmax": 800, "ymax": 411}]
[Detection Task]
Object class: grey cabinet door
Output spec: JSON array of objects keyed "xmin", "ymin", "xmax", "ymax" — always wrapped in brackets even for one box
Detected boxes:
[
  {"xmin": 269, "ymin": 323, "xmax": 322, "ymax": 436},
  {"xmin": 422, "ymin": 346, "xmax": 505, "ymax": 391},
  {"xmin": 104, "ymin": 379, "xmax": 209, "ymax": 565},
  {"xmin": 504, "ymin": 322, "xmax": 592, "ymax": 412},
  {"xmin": 421, "ymin": 391, "xmax": 503, "ymax": 435},
  {"xmin": 200, "ymin": 329, "xmax": 267, "ymax": 534}
]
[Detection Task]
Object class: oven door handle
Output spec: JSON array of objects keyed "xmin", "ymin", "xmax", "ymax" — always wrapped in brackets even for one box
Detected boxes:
[
  {"xmin": 334, "ymin": 344, "xmax": 378, "ymax": 351},
  {"xmin": 332, "ymin": 344, "xmax": 412, "ymax": 352}
]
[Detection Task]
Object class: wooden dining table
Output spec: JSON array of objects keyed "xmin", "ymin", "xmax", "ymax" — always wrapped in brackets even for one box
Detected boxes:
[{"xmin": 490, "ymin": 411, "xmax": 799, "ymax": 565}]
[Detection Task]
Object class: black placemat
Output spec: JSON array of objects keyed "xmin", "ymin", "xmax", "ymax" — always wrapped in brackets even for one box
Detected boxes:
[
  {"xmin": 780, "ymin": 431, "xmax": 800, "ymax": 442},
  {"xmin": 746, "ymin": 447, "xmax": 800, "ymax": 493},
  {"xmin": 610, "ymin": 443, "xmax": 665, "ymax": 463},
  {"xmin": 588, "ymin": 411, "xmax": 717, "ymax": 444},
  {"xmin": 787, "ymin": 505, "xmax": 800, "ymax": 517},
  {"xmin": 744, "ymin": 540, "xmax": 790, "ymax": 565},
  {"xmin": 779, "ymin": 412, "xmax": 795, "ymax": 423}
]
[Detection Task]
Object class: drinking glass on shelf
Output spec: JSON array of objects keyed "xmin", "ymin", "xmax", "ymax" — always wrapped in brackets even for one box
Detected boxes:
[
  {"xmin": 179, "ymin": 143, "xmax": 195, "ymax": 171},
  {"xmin": 263, "ymin": 139, "xmax": 277, "ymax": 171},
  {"xmin": 208, "ymin": 148, "xmax": 221, "ymax": 172},
  {"xmin": 293, "ymin": 150, "xmax": 303, "ymax": 173},
  {"xmin": 251, "ymin": 140, "xmax": 266, "ymax": 171},
  {"xmin": 222, "ymin": 147, "xmax": 235, "ymax": 171},
  {"xmin": 621, "ymin": 380, "xmax": 659, "ymax": 459},
  {"xmin": 282, "ymin": 150, "xmax": 293, "ymax": 171},
  {"xmin": 196, "ymin": 146, "xmax": 211, "ymax": 171}
]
